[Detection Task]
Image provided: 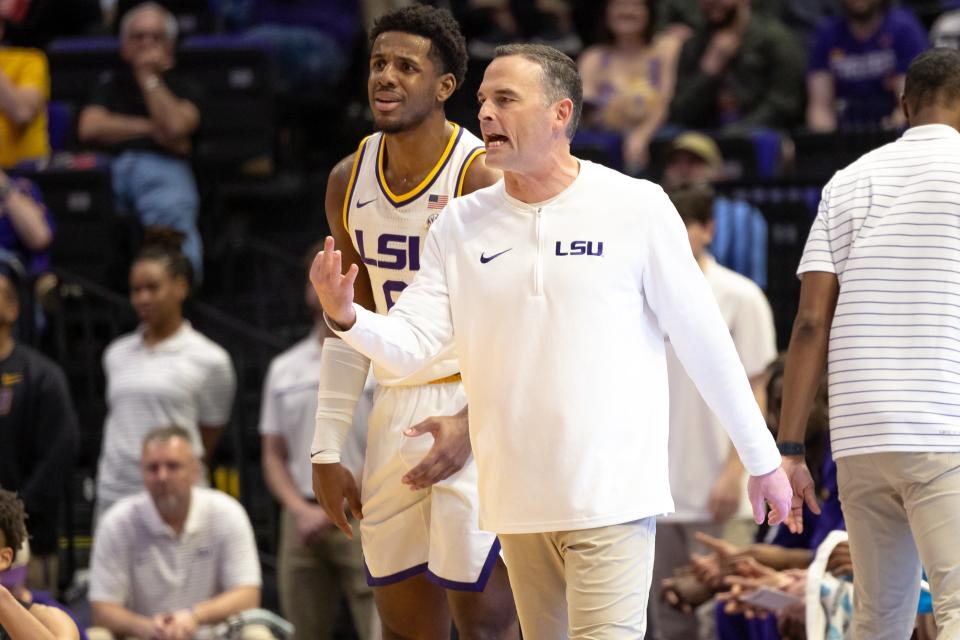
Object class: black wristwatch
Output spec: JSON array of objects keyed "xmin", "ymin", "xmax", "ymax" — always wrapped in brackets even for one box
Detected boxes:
[{"xmin": 777, "ymin": 441, "xmax": 806, "ymax": 456}]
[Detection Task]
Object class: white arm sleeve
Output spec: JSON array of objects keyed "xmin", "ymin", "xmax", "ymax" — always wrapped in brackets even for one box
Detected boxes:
[
  {"xmin": 310, "ymin": 338, "xmax": 371, "ymax": 464},
  {"xmin": 642, "ymin": 186, "xmax": 781, "ymax": 477},
  {"xmin": 332, "ymin": 217, "xmax": 455, "ymax": 377}
]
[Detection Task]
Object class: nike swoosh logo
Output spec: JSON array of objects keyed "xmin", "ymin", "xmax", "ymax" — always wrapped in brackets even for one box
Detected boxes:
[
  {"xmin": 356, "ymin": 198, "xmax": 377, "ymax": 208},
  {"xmin": 480, "ymin": 248, "xmax": 512, "ymax": 264}
]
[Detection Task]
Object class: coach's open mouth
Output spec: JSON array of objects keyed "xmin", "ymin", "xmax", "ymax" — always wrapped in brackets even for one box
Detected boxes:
[{"xmin": 485, "ymin": 133, "xmax": 509, "ymax": 148}]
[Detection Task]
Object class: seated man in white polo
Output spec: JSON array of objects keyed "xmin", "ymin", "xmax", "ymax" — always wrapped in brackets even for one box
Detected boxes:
[{"xmin": 89, "ymin": 425, "xmax": 264, "ymax": 640}]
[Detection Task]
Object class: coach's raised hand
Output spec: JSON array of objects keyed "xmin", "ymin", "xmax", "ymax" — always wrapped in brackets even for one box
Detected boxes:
[{"xmin": 310, "ymin": 236, "xmax": 360, "ymax": 329}]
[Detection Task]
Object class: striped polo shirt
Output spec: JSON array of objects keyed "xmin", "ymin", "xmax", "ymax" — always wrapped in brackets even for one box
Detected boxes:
[
  {"xmin": 89, "ymin": 487, "xmax": 261, "ymax": 619},
  {"xmin": 798, "ymin": 123, "xmax": 960, "ymax": 458}
]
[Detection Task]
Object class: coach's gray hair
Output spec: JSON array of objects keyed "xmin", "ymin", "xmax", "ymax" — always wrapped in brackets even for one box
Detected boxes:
[
  {"xmin": 142, "ymin": 425, "xmax": 193, "ymax": 450},
  {"xmin": 494, "ymin": 43, "xmax": 583, "ymax": 140},
  {"xmin": 120, "ymin": 2, "xmax": 178, "ymax": 43}
]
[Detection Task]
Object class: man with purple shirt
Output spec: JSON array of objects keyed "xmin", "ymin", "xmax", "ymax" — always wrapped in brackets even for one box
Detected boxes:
[
  {"xmin": 806, "ymin": 0, "xmax": 928, "ymax": 132},
  {"xmin": 0, "ymin": 172, "xmax": 52, "ymax": 278}
]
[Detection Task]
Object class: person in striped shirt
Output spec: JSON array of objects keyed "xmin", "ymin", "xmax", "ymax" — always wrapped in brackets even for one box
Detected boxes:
[{"xmin": 778, "ymin": 47, "xmax": 960, "ymax": 640}]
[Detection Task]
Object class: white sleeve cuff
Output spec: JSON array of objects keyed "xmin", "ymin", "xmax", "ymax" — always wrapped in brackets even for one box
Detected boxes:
[{"xmin": 310, "ymin": 337, "xmax": 370, "ymax": 464}]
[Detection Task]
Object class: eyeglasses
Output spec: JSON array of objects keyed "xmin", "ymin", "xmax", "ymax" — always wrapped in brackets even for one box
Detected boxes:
[{"xmin": 127, "ymin": 30, "xmax": 167, "ymax": 43}]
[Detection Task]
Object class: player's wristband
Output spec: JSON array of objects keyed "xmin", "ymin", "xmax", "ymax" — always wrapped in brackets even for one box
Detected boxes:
[{"xmin": 777, "ymin": 441, "xmax": 806, "ymax": 456}]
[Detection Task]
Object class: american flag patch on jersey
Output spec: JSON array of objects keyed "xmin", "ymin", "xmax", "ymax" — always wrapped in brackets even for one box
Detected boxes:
[{"xmin": 427, "ymin": 194, "xmax": 449, "ymax": 210}]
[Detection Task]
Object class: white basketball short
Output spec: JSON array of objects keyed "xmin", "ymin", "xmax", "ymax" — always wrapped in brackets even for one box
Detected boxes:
[{"xmin": 359, "ymin": 380, "xmax": 499, "ymax": 592}]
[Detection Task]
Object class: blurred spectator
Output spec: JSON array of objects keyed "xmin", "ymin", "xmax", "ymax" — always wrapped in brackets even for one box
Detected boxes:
[
  {"xmin": 0, "ymin": 170, "xmax": 52, "ymax": 277},
  {"xmin": 806, "ymin": 0, "xmax": 928, "ymax": 132},
  {"xmin": 0, "ymin": 16, "xmax": 48, "ymax": 168},
  {"xmin": 769, "ymin": 0, "xmax": 837, "ymax": 45},
  {"xmin": 0, "ymin": 0, "xmax": 103, "ymax": 49},
  {"xmin": 578, "ymin": 0, "xmax": 685, "ymax": 172},
  {"xmin": 656, "ymin": 0, "xmax": 834, "ymax": 38},
  {"xmin": 662, "ymin": 131, "xmax": 768, "ymax": 288},
  {"xmin": 651, "ymin": 184, "xmax": 776, "ymax": 640},
  {"xmin": 88, "ymin": 426, "xmax": 264, "ymax": 640},
  {"xmin": 259, "ymin": 245, "xmax": 379, "ymax": 640},
  {"xmin": 0, "ymin": 271, "xmax": 77, "ymax": 595},
  {"xmin": 112, "ymin": 0, "xmax": 213, "ymax": 39},
  {"xmin": 94, "ymin": 230, "xmax": 235, "ymax": 523},
  {"xmin": 0, "ymin": 489, "xmax": 81, "ymax": 640},
  {"xmin": 670, "ymin": 0, "xmax": 805, "ymax": 131},
  {"xmin": 215, "ymin": 0, "xmax": 359, "ymax": 92},
  {"xmin": 466, "ymin": 0, "xmax": 582, "ymax": 59},
  {"xmin": 930, "ymin": 9, "xmax": 960, "ymax": 48},
  {"xmin": 77, "ymin": 2, "xmax": 204, "ymax": 280},
  {"xmin": 1, "ymin": 541, "xmax": 88, "ymax": 640}
]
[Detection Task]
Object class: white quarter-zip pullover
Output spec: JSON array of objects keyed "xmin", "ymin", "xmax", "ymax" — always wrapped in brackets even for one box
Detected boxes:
[{"xmin": 335, "ymin": 159, "xmax": 781, "ymax": 534}]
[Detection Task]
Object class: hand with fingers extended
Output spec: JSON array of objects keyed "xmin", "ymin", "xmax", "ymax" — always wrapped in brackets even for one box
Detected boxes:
[
  {"xmin": 696, "ymin": 531, "xmax": 810, "ymax": 574},
  {"xmin": 747, "ymin": 464, "xmax": 793, "ymax": 527},
  {"xmin": 312, "ymin": 462, "xmax": 362, "ymax": 539},
  {"xmin": 717, "ymin": 566, "xmax": 806, "ymax": 620},
  {"xmin": 717, "ymin": 568, "xmax": 784, "ymax": 619},
  {"xmin": 310, "ymin": 236, "xmax": 360, "ymax": 329},
  {"xmin": 402, "ymin": 408, "xmax": 472, "ymax": 490},
  {"xmin": 661, "ymin": 569, "xmax": 714, "ymax": 614},
  {"xmin": 781, "ymin": 455, "xmax": 821, "ymax": 534},
  {"xmin": 689, "ymin": 533, "xmax": 740, "ymax": 589}
]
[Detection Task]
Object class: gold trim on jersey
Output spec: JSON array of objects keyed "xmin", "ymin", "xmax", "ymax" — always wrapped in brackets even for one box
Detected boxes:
[
  {"xmin": 456, "ymin": 147, "xmax": 486, "ymax": 196},
  {"xmin": 342, "ymin": 135, "xmax": 371, "ymax": 232},
  {"xmin": 376, "ymin": 123, "xmax": 462, "ymax": 207},
  {"xmin": 428, "ymin": 372, "xmax": 461, "ymax": 385}
]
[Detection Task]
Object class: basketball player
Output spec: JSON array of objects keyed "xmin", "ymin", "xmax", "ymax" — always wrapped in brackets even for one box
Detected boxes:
[{"xmin": 309, "ymin": 6, "xmax": 517, "ymax": 639}]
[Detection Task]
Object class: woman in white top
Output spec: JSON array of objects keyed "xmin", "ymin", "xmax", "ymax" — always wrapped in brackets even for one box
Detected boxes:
[
  {"xmin": 94, "ymin": 230, "xmax": 236, "ymax": 522},
  {"xmin": 577, "ymin": 0, "xmax": 686, "ymax": 173}
]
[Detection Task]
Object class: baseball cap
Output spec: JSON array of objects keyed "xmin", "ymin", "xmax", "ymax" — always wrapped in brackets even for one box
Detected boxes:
[{"xmin": 669, "ymin": 132, "xmax": 723, "ymax": 172}]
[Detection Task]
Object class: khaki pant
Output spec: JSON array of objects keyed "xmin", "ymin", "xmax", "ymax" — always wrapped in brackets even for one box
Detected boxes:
[
  {"xmin": 499, "ymin": 518, "xmax": 655, "ymax": 639},
  {"xmin": 837, "ymin": 452, "xmax": 960, "ymax": 640},
  {"xmin": 278, "ymin": 508, "xmax": 380, "ymax": 640}
]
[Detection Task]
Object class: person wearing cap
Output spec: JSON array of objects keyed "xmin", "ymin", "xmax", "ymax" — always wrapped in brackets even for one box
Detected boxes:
[
  {"xmin": 662, "ymin": 130, "xmax": 768, "ymax": 288},
  {"xmin": 650, "ymin": 183, "xmax": 776, "ymax": 639},
  {"xmin": 0, "ymin": 488, "xmax": 79, "ymax": 639}
]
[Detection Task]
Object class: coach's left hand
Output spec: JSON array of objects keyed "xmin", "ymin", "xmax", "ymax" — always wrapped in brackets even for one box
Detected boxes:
[
  {"xmin": 402, "ymin": 406, "xmax": 471, "ymax": 490},
  {"xmin": 747, "ymin": 465, "xmax": 793, "ymax": 527}
]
